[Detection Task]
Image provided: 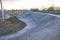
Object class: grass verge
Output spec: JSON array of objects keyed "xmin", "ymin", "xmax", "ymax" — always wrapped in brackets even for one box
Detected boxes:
[{"xmin": 0, "ymin": 16, "xmax": 26, "ymax": 36}]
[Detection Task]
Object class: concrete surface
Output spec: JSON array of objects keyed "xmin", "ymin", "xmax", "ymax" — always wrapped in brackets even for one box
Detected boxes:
[
  {"xmin": 0, "ymin": 14, "xmax": 10, "ymax": 19},
  {"xmin": 0, "ymin": 12, "xmax": 60, "ymax": 40}
]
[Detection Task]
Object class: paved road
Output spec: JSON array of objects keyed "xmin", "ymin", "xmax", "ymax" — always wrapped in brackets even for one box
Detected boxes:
[{"xmin": 0, "ymin": 12, "xmax": 60, "ymax": 40}]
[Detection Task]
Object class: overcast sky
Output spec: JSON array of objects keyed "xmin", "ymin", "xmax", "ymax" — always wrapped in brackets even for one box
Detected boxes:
[{"xmin": 0, "ymin": 0, "xmax": 60, "ymax": 10}]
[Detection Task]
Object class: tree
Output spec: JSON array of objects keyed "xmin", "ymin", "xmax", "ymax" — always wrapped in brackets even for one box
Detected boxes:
[
  {"xmin": 47, "ymin": 6, "xmax": 54, "ymax": 11},
  {"xmin": 30, "ymin": 8, "xmax": 39, "ymax": 11}
]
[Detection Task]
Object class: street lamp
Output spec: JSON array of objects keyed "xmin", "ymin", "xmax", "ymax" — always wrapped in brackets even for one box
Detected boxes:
[{"xmin": 1, "ymin": 0, "xmax": 4, "ymax": 21}]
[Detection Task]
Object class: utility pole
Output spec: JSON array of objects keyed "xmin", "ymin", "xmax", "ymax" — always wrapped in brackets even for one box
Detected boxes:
[{"xmin": 1, "ymin": 0, "xmax": 4, "ymax": 21}]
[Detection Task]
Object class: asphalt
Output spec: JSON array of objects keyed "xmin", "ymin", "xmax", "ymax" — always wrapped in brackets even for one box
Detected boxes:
[{"xmin": 0, "ymin": 12, "xmax": 60, "ymax": 40}]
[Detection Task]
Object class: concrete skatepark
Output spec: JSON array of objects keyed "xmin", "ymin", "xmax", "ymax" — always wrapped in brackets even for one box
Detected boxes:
[
  {"xmin": 0, "ymin": 12, "xmax": 60, "ymax": 40},
  {"xmin": 0, "ymin": 14, "xmax": 10, "ymax": 19}
]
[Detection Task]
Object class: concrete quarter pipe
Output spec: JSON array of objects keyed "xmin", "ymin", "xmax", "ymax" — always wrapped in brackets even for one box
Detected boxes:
[
  {"xmin": 0, "ymin": 12, "xmax": 60, "ymax": 40},
  {"xmin": 15, "ymin": 12, "xmax": 60, "ymax": 40}
]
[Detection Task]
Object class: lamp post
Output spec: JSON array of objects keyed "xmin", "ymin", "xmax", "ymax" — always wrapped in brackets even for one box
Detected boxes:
[{"xmin": 1, "ymin": 0, "xmax": 4, "ymax": 21}]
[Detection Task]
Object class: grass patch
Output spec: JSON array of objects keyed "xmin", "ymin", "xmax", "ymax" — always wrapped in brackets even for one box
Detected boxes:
[
  {"xmin": 0, "ymin": 16, "xmax": 26, "ymax": 36},
  {"xmin": 31, "ymin": 10, "xmax": 60, "ymax": 15},
  {"xmin": 5, "ymin": 16, "xmax": 20, "ymax": 24}
]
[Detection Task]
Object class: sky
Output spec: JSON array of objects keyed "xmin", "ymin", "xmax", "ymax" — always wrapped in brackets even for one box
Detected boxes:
[{"xmin": 0, "ymin": 0, "xmax": 60, "ymax": 10}]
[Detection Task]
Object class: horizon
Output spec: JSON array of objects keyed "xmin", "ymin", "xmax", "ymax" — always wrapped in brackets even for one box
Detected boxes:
[{"xmin": 0, "ymin": 0, "xmax": 60, "ymax": 10}]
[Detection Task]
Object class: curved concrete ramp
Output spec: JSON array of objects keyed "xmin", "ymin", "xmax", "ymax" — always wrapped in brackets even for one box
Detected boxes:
[
  {"xmin": 1, "ymin": 12, "xmax": 60, "ymax": 40},
  {"xmin": 14, "ymin": 12, "xmax": 60, "ymax": 40},
  {"xmin": 17, "ymin": 12, "xmax": 59, "ymax": 30}
]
